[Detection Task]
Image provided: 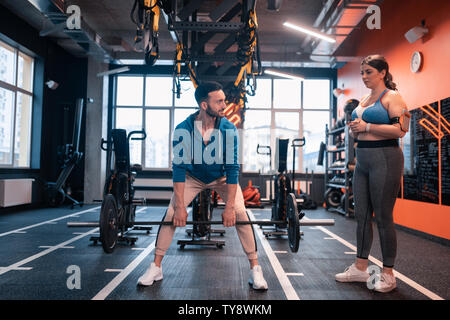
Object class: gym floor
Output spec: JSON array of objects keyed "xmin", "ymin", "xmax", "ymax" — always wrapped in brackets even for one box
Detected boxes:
[{"xmin": 0, "ymin": 205, "xmax": 448, "ymax": 300}]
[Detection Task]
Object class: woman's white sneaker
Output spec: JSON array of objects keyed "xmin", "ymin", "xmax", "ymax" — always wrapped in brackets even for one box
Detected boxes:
[
  {"xmin": 137, "ymin": 262, "xmax": 163, "ymax": 286},
  {"xmin": 373, "ymin": 273, "xmax": 397, "ymax": 293},
  {"xmin": 335, "ymin": 264, "xmax": 370, "ymax": 282},
  {"xmin": 248, "ymin": 265, "xmax": 268, "ymax": 290}
]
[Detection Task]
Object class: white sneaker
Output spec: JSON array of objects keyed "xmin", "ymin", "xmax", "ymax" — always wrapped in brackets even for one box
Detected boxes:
[
  {"xmin": 335, "ymin": 264, "xmax": 370, "ymax": 283},
  {"xmin": 248, "ymin": 265, "xmax": 268, "ymax": 290},
  {"xmin": 373, "ymin": 273, "xmax": 397, "ymax": 293},
  {"xmin": 137, "ymin": 262, "xmax": 163, "ymax": 286}
]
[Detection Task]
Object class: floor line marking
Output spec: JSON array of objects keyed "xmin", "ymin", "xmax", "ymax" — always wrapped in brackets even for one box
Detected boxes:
[
  {"xmin": 304, "ymin": 218, "xmax": 444, "ymax": 301},
  {"xmin": 0, "ymin": 228, "xmax": 99, "ymax": 277},
  {"xmin": 92, "ymin": 239, "xmax": 156, "ymax": 300},
  {"xmin": 286, "ymin": 273, "xmax": 304, "ymax": 276},
  {"xmin": 0, "ymin": 206, "xmax": 100, "ymax": 238},
  {"xmin": 38, "ymin": 246, "xmax": 74, "ymax": 249},
  {"xmin": 104, "ymin": 269, "xmax": 123, "ymax": 272},
  {"xmin": 0, "ymin": 267, "xmax": 33, "ymax": 271},
  {"xmin": 247, "ymin": 209, "xmax": 300, "ymax": 300}
]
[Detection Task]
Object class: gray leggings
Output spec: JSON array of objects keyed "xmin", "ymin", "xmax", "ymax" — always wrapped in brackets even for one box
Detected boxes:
[{"xmin": 353, "ymin": 144, "xmax": 403, "ymax": 268}]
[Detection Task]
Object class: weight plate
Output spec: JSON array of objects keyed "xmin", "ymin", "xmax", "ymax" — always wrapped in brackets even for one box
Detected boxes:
[
  {"xmin": 324, "ymin": 188, "xmax": 343, "ymax": 208},
  {"xmin": 287, "ymin": 193, "xmax": 300, "ymax": 253},
  {"xmin": 100, "ymin": 194, "xmax": 118, "ymax": 253},
  {"xmin": 192, "ymin": 190, "xmax": 212, "ymax": 237}
]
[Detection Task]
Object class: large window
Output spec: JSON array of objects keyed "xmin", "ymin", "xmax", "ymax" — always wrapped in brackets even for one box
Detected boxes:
[
  {"xmin": 243, "ymin": 78, "xmax": 330, "ymax": 173},
  {"xmin": 114, "ymin": 75, "xmax": 331, "ymax": 172},
  {"xmin": 114, "ymin": 76, "xmax": 198, "ymax": 169},
  {"xmin": 0, "ymin": 40, "xmax": 34, "ymax": 168}
]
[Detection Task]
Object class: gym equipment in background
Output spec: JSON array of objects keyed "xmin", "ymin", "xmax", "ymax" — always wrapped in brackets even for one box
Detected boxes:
[
  {"xmin": 179, "ymin": 189, "xmax": 226, "ymax": 249},
  {"xmin": 93, "ymin": 128, "xmax": 148, "ymax": 252},
  {"xmin": 290, "ymin": 138, "xmax": 317, "ymax": 210},
  {"xmin": 256, "ymin": 144, "xmax": 274, "ymax": 206},
  {"xmin": 44, "ymin": 98, "xmax": 84, "ymax": 209}
]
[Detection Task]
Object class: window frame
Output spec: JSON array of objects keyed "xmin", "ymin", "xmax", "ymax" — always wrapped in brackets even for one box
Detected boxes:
[
  {"xmin": 0, "ymin": 40, "xmax": 35, "ymax": 168},
  {"xmin": 243, "ymin": 77, "xmax": 331, "ymax": 173}
]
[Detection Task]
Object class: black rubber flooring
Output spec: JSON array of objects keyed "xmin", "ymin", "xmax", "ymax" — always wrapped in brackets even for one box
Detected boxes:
[{"xmin": 0, "ymin": 204, "xmax": 448, "ymax": 300}]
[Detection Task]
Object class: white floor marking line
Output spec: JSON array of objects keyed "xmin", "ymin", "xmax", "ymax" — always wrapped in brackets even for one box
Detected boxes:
[
  {"xmin": 131, "ymin": 248, "xmax": 146, "ymax": 251},
  {"xmin": 12, "ymin": 231, "xmax": 27, "ymax": 234},
  {"xmin": 273, "ymin": 251, "xmax": 288, "ymax": 254},
  {"xmin": 73, "ymin": 232, "xmax": 99, "ymax": 235},
  {"xmin": 308, "ymin": 220, "xmax": 444, "ymax": 301},
  {"xmin": 92, "ymin": 240, "xmax": 156, "ymax": 300},
  {"xmin": 247, "ymin": 209, "xmax": 300, "ymax": 300},
  {"xmin": 0, "ymin": 206, "xmax": 100, "ymax": 238},
  {"xmin": 105, "ymin": 269, "xmax": 123, "ymax": 272},
  {"xmin": 38, "ymin": 246, "xmax": 74, "ymax": 249},
  {"xmin": 0, "ymin": 267, "xmax": 33, "ymax": 271},
  {"xmin": 344, "ymin": 252, "xmax": 356, "ymax": 255},
  {"xmin": 324, "ymin": 237, "xmax": 335, "ymax": 240},
  {"xmin": 286, "ymin": 273, "xmax": 304, "ymax": 277},
  {"xmin": 0, "ymin": 228, "xmax": 99, "ymax": 277},
  {"xmin": 92, "ymin": 207, "xmax": 179, "ymax": 299}
]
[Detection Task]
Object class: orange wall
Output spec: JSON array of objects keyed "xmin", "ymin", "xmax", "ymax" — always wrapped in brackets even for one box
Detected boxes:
[{"xmin": 336, "ymin": 0, "xmax": 450, "ymax": 239}]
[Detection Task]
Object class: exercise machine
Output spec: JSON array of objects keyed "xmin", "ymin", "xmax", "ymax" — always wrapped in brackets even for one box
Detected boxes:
[{"xmin": 44, "ymin": 98, "xmax": 84, "ymax": 209}]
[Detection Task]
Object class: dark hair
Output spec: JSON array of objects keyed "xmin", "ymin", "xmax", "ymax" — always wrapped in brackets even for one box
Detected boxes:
[
  {"xmin": 194, "ymin": 81, "xmax": 223, "ymax": 106},
  {"xmin": 344, "ymin": 99, "xmax": 359, "ymax": 114},
  {"xmin": 361, "ymin": 55, "xmax": 397, "ymax": 91}
]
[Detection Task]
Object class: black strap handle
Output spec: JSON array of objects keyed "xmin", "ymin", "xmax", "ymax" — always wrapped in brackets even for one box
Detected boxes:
[
  {"xmin": 291, "ymin": 138, "xmax": 306, "ymax": 148},
  {"xmin": 128, "ymin": 129, "xmax": 147, "ymax": 141},
  {"xmin": 257, "ymin": 144, "xmax": 271, "ymax": 155}
]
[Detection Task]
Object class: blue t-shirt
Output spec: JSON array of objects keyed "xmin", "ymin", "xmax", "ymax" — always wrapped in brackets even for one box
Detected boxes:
[{"xmin": 172, "ymin": 111, "xmax": 240, "ymax": 184}]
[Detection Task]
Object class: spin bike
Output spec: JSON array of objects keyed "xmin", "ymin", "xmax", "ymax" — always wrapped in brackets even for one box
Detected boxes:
[{"xmin": 92, "ymin": 128, "xmax": 149, "ymax": 253}]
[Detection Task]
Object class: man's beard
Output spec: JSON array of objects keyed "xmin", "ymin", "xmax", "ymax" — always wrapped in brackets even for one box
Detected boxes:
[{"xmin": 205, "ymin": 104, "xmax": 221, "ymax": 118}]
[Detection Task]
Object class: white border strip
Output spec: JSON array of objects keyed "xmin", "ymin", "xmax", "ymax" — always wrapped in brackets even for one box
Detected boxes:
[{"xmin": 247, "ymin": 209, "xmax": 300, "ymax": 300}]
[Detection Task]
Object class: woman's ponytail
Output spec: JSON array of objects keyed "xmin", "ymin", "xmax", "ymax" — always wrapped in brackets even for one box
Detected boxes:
[{"xmin": 384, "ymin": 71, "xmax": 397, "ymax": 91}]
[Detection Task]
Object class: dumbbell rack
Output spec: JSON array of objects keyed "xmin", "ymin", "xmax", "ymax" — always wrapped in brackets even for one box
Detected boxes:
[{"xmin": 324, "ymin": 121, "xmax": 355, "ymax": 217}]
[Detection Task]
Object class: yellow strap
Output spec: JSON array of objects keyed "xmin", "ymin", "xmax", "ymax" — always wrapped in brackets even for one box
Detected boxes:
[
  {"xmin": 188, "ymin": 63, "xmax": 198, "ymax": 88},
  {"xmin": 176, "ymin": 43, "xmax": 183, "ymax": 75},
  {"xmin": 153, "ymin": 6, "xmax": 160, "ymax": 32}
]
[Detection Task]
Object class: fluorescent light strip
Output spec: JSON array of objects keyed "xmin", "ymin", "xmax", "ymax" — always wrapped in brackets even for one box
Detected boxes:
[
  {"xmin": 283, "ymin": 22, "xmax": 336, "ymax": 43},
  {"xmin": 265, "ymin": 69, "xmax": 304, "ymax": 80},
  {"xmin": 96, "ymin": 66, "xmax": 130, "ymax": 77}
]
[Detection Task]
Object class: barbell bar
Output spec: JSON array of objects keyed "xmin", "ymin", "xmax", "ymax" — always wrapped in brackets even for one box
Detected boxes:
[{"xmin": 67, "ymin": 219, "xmax": 334, "ymax": 228}]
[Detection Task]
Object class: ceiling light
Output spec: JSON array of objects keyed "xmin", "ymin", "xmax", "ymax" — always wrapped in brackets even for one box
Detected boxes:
[
  {"xmin": 96, "ymin": 66, "xmax": 130, "ymax": 77},
  {"xmin": 283, "ymin": 22, "xmax": 336, "ymax": 43},
  {"xmin": 265, "ymin": 69, "xmax": 304, "ymax": 80}
]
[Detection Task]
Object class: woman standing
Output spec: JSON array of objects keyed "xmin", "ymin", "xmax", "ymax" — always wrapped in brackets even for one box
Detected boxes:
[{"xmin": 335, "ymin": 55, "xmax": 409, "ymax": 293}]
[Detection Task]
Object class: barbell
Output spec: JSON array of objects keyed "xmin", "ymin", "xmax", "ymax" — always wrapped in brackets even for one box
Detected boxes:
[{"xmin": 67, "ymin": 193, "xmax": 334, "ymax": 253}]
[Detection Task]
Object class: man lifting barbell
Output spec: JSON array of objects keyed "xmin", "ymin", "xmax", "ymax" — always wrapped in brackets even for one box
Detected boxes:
[{"xmin": 137, "ymin": 81, "xmax": 268, "ymax": 290}]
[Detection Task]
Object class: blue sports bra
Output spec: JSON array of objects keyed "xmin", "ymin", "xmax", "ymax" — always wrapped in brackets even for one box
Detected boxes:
[{"xmin": 351, "ymin": 89, "xmax": 390, "ymax": 124}]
